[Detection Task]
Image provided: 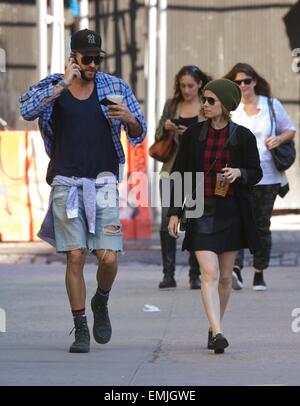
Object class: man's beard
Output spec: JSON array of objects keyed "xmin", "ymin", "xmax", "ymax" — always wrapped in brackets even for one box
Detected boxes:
[{"xmin": 81, "ymin": 69, "xmax": 96, "ymax": 81}]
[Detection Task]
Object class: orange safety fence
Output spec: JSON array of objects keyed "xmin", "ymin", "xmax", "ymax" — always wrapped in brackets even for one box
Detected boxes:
[
  {"xmin": 120, "ymin": 132, "xmax": 152, "ymax": 240},
  {"xmin": 0, "ymin": 131, "xmax": 152, "ymax": 242}
]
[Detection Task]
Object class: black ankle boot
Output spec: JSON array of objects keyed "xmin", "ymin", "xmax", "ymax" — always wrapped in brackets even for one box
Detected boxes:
[
  {"xmin": 91, "ymin": 292, "xmax": 112, "ymax": 344},
  {"xmin": 159, "ymin": 275, "xmax": 177, "ymax": 288},
  {"xmin": 207, "ymin": 329, "xmax": 214, "ymax": 349},
  {"xmin": 188, "ymin": 252, "xmax": 201, "ymax": 289},
  {"xmin": 159, "ymin": 231, "xmax": 177, "ymax": 289},
  {"xmin": 69, "ymin": 315, "xmax": 90, "ymax": 353},
  {"xmin": 189, "ymin": 275, "xmax": 201, "ymax": 290}
]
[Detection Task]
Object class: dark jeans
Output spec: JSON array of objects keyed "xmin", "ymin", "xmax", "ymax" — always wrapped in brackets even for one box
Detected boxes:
[
  {"xmin": 160, "ymin": 178, "xmax": 200, "ymax": 277},
  {"xmin": 235, "ymin": 183, "xmax": 280, "ymax": 271}
]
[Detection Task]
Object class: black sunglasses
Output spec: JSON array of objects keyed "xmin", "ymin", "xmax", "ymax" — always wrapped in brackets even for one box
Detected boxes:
[
  {"xmin": 81, "ymin": 55, "xmax": 103, "ymax": 65},
  {"xmin": 202, "ymin": 96, "xmax": 218, "ymax": 106},
  {"xmin": 234, "ymin": 78, "xmax": 253, "ymax": 86}
]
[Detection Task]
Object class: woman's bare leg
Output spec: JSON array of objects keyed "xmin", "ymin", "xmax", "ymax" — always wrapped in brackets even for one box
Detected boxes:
[{"xmin": 195, "ymin": 251, "xmax": 221, "ymax": 336}]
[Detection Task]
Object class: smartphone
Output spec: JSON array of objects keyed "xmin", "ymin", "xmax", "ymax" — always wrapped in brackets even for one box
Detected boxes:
[
  {"xmin": 70, "ymin": 53, "xmax": 83, "ymax": 78},
  {"xmin": 170, "ymin": 118, "xmax": 181, "ymax": 126},
  {"xmin": 70, "ymin": 53, "xmax": 78, "ymax": 66},
  {"xmin": 99, "ymin": 98, "xmax": 118, "ymax": 106}
]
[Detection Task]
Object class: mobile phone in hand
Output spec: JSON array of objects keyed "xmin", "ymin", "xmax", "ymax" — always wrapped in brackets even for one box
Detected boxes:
[
  {"xmin": 70, "ymin": 53, "xmax": 83, "ymax": 79},
  {"xmin": 170, "ymin": 118, "xmax": 181, "ymax": 126},
  {"xmin": 99, "ymin": 98, "xmax": 118, "ymax": 106}
]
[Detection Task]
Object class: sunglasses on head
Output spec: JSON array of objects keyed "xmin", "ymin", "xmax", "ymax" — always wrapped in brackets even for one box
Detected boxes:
[
  {"xmin": 202, "ymin": 96, "xmax": 218, "ymax": 106},
  {"xmin": 234, "ymin": 78, "xmax": 253, "ymax": 86},
  {"xmin": 81, "ymin": 55, "xmax": 103, "ymax": 65},
  {"xmin": 189, "ymin": 66, "xmax": 200, "ymax": 74}
]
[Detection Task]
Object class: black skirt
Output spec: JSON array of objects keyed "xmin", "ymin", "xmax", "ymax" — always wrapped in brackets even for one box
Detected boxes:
[
  {"xmin": 183, "ymin": 218, "xmax": 247, "ymax": 254},
  {"xmin": 182, "ymin": 196, "xmax": 247, "ymax": 254}
]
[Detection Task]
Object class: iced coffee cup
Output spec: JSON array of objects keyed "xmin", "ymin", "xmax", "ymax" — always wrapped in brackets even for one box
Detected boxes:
[
  {"xmin": 107, "ymin": 94, "xmax": 123, "ymax": 105},
  {"xmin": 214, "ymin": 172, "xmax": 230, "ymax": 197}
]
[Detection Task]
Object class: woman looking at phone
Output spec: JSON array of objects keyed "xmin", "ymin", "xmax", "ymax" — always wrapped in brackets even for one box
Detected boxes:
[{"xmin": 154, "ymin": 65, "xmax": 211, "ymax": 290}]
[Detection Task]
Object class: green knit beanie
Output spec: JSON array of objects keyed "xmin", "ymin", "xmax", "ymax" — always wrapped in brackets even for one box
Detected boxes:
[{"xmin": 203, "ymin": 79, "xmax": 241, "ymax": 111}]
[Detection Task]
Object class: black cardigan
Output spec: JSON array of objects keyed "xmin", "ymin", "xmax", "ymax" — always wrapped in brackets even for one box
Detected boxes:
[{"xmin": 168, "ymin": 120, "xmax": 263, "ymax": 253}]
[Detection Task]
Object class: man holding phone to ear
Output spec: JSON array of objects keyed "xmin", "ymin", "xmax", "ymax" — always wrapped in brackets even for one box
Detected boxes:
[{"xmin": 20, "ymin": 29, "xmax": 146, "ymax": 354}]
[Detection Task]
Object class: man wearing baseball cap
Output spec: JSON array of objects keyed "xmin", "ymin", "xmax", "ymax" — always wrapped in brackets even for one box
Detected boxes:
[{"xmin": 20, "ymin": 29, "xmax": 147, "ymax": 354}]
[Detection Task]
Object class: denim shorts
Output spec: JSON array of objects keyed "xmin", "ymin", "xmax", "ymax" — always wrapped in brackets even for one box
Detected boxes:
[{"xmin": 52, "ymin": 184, "xmax": 123, "ymax": 253}]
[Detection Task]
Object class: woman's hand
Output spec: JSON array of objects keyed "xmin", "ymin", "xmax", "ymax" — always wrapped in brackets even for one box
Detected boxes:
[
  {"xmin": 164, "ymin": 119, "xmax": 178, "ymax": 131},
  {"xmin": 177, "ymin": 125, "xmax": 188, "ymax": 135},
  {"xmin": 221, "ymin": 167, "xmax": 241, "ymax": 183},
  {"xmin": 266, "ymin": 135, "xmax": 282, "ymax": 150},
  {"xmin": 168, "ymin": 216, "xmax": 179, "ymax": 239}
]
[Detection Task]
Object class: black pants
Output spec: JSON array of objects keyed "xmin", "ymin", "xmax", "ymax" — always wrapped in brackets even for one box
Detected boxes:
[
  {"xmin": 160, "ymin": 178, "xmax": 200, "ymax": 277},
  {"xmin": 235, "ymin": 183, "xmax": 280, "ymax": 271}
]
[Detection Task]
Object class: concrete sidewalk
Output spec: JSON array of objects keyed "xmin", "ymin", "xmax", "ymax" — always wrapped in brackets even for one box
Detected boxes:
[
  {"xmin": 0, "ymin": 214, "xmax": 299, "ymax": 386},
  {"xmin": 0, "ymin": 260, "xmax": 300, "ymax": 386}
]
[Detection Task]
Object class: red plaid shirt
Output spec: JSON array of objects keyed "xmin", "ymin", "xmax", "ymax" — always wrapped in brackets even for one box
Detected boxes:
[{"xmin": 203, "ymin": 125, "xmax": 234, "ymax": 197}]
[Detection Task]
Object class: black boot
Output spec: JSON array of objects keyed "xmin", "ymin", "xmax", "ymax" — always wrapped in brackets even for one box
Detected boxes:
[
  {"xmin": 69, "ymin": 315, "xmax": 90, "ymax": 353},
  {"xmin": 91, "ymin": 292, "xmax": 112, "ymax": 344},
  {"xmin": 159, "ymin": 231, "xmax": 177, "ymax": 288},
  {"xmin": 188, "ymin": 252, "xmax": 201, "ymax": 290},
  {"xmin": 207, "ymin": 329, "xmax": 214, "ymax": 350}
]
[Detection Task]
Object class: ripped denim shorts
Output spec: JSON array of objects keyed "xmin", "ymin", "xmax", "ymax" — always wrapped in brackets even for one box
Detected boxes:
[{"xmin": 52, "ymin": 183, "xmax": 122, "ymax": 253}]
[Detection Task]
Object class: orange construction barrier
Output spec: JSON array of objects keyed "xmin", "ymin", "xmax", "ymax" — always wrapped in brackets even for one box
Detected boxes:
[
  {"xmin": 0, "ymin": 131, "xmax": 50, "ymax": 242},
  {"xmin": 119, "ymin": 132, "xmax": 152, "ymax": 240}
]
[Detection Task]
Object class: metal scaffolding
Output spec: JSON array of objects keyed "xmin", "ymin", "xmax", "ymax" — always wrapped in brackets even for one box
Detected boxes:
[{"xmin": 37, "ymin": 0, "xmax": 89, "ymax": 79}]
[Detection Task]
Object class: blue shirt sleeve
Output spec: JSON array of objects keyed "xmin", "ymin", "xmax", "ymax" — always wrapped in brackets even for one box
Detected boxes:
[
  {"xmin": 19, "ymin": 74, "xmax": 63, "ymax": 121},
  {"xmin": 122, "ymin": 81, "xmax": 147, "ymax": 146}
]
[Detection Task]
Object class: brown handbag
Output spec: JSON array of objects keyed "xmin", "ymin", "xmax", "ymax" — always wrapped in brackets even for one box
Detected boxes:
[
  {"xmin": 148, "ymin": 130, "xmax": 175, "ymax": 163},
  {"xmin": 149, "ymin": 99, "xmax": 177, "ymax": 162}
]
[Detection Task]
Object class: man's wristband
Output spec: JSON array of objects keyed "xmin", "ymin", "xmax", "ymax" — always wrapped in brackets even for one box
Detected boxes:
[{"xmin": 57, "ymin": 79, "xmax": 70, "ymax": 90}]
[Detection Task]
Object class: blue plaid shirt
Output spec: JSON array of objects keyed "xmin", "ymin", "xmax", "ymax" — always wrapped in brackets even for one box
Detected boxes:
[{"xmin": 19, "ymin": 72, "xmax": 147, "ymax": 179}]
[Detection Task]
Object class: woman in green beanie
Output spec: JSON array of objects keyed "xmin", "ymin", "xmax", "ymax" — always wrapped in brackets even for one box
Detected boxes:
[
  {"xmin": 167, "ymin": 79, "xmax": 262, "ymax": 353},
  {"xmin": 153, "ymin": 65, "xmax": 211, "ymax": 290}
]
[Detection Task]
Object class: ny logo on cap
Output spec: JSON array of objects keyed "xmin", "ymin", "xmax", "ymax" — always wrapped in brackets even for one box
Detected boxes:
[{"xmin": 87, "ymin": 34, "xmax": 96, "ymax": 44}]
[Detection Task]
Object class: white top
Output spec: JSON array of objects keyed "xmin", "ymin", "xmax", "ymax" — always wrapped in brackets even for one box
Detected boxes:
[{"xmin": 231, "ymin": 95, "xmax": 296, "ymax": 185}]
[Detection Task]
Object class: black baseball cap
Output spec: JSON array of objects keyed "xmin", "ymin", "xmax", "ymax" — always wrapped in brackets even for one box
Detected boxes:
[{"xmin": 71, "ymin": 29, "xmax": 105, "ymax": 53}]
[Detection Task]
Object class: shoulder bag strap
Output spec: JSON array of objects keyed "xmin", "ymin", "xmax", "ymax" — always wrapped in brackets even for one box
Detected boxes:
[{"xmin": 267, "ymin": 97, "xmax": 278, "ymax": 136}]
